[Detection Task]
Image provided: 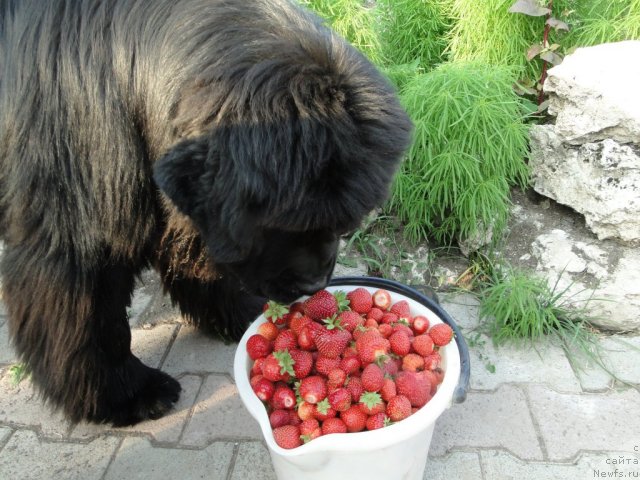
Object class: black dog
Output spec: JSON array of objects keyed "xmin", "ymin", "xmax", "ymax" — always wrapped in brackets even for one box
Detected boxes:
[{"xmin": 0, "ymin": 0, "xmax": 412, "ymax": 426}]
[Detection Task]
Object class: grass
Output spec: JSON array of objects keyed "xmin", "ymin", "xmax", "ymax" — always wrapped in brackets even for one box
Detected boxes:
[
  {"xmin": 389, "ymin": 61, "xmax": 532, "ymax": 247},
  {"xmin": 8, "ymin": 363, "xmax": 29, "ymax": 386},
  {"xmin": 565, "ymin": 0, "xmax": 640, "ymax": 48}
]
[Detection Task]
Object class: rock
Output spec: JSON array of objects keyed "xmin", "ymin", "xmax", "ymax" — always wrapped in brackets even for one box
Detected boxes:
[
  {"xmin": 544, "ymin": 40, "xmax": 640, "ymax": 145},
  {"xmin": 530, "ymin": 125, "xmax": 640, "ymax": 242},
  {"xmin": 530, "ymin": 229, "xmax": 640, "ymax": 332}
]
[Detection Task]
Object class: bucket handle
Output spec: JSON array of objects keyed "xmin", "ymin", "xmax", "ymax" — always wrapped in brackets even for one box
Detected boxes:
[{"xmin": 330, "ymin": 276, "xmax": 470, "ymax": 403}]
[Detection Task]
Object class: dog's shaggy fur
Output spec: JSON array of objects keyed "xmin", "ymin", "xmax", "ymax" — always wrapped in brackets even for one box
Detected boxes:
[{"xmin": 0, "ymin": 0, "xmax": 412, "ymax": 426}]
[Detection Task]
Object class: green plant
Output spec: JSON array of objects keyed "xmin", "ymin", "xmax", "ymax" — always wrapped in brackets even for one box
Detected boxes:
[
  {"xmin": 565, "ymin": 0, "xmax": 640, "ymax": 47},
  {"xmin": 8, "ymin": 363, "xmax": 29, "ymax": 386},
  {"xmin": 298, "ymin": 0, "xmax": 383, "ymax": 63},
  {"xmin": 377, "ymin": 0, "xmax": 451, "ymax": 69},
  {"xmin": 389, "ymin": 61, "xmax": 531, "ymax": 247}
]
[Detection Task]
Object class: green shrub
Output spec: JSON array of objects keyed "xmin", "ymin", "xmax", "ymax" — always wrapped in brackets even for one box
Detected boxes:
[
  {"xmin": 565, "ymin": 0, "xmax": 640, "ymax": 48},
  {"xmin": 389, "ymin": 61, "xmax": 531, "ymax": 246},
  {"xmin": 377, "ymin": 0, "xmax": 451, "ymax": 69},
  {"xmin": 298, "ymin": 0, "xmax": 383, "ymax": 63}
]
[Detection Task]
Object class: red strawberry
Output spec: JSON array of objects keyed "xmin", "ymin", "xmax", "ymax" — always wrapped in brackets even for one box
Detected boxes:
[
  {"xmin": 337, "ymin": 310, "xmax": 364, "ymax": 332},
  {"xmin": 412, "ymin": 333, "xmax": 434, "ymax": 356},
  {"xmin": 272, "ymin": 384, "xmax": 296, "ymax": 410},
  {"xmin": 273, "ymin": 329, "xmax": 297, "ymax": 351},
  {"xmin": 379, "ymin": 356, "xmax": 400, "ymax": 377},
  {"xmin": 339, "ymin": 356, "xmax": 360, "ymax": 376},
  {"xmin": 261, "ymin": 352, "xmax": 292, "ymax": 382},
  {"xmin": 251, "ymin": 357, "xmax": 266, "ymax": 377},
  {"xmin": 363, "ymin": 318, "xmax": 379, "ymax": 329},
  {"xmin": 300, "ymin": 418, "xmax": 322, "ymax": 443},
  {"xmin": 345, "ymin": 376, "xmax": 364, "ymax": 403},
  {"xmin": 273, "ymin": 424, "xmax": 302, "ymax": 449},
  {"xmin": 390, "ymin": 300, "xmax": 411, "ymax": 319},
  {"xmin": 386, "ymin": 395, "xmax": 412, "ymax": 421},
  {"xmin": 299, "ymin": 376, "xmax": 327, "ymax": 404},
  {"xmin": 377, "ymin": 323, "xmax": 393, "ymax": 338},
  {"xmin": 432, "ymin": 367, "xmax": 445, "ymax": 385},
  {"xmin": 380, "ymin": 312, "xmax": 399, "ymax": 325},
  {"xmin": 358, "ymin": 391, "xmax": 385, "ymax": 415},
  {"xmin": 303, "ymin": 290, "xmax": 339, "ymax": 320},
  {"xmin": 366, "ymin": 412, "xmax": 390, "ymax": 430},
  {"xmin": 402, "ymin": 353, "xmax": 424, "ymax": 372},
  {"xmin": 314, "ymin": 355, "xmax": 341, "ymax": 376},
  {"xmin": 340, "ymin": 404, "xmax": 368, "ymax": 432},
  {"xmin": 355, "ymin": 330, "xmax": 390, "ymax": 364},
  {"xmin": 313, "ymin": 398, "xmax": 337, "ymax": 421},
  {"xmin": 289, "ymin": 410, "xmax": 302, "ymax": 426},
  {"xmin": 289, "ymin": 313, "xmax": 312, "ymax": 335},
  {"xmin": 346, "ymin": 288, "xmax": 373, "ymax": 314},
  {"xmin": 251, "ymin": 377, "xmax": 275, "ymax": 402},
  {"xmin": 297, "ymin": 325, "xmax": 316, "ymax": 351},
  {"xmin": 321, "ymin": 417, "xmax": 347, "ymax": 435},
  {"xmin": 361, "ymin": 363, "xmax": 384, "ymax": 392},
  {"xmin": 246, "ymin": 334, "xmax": 273, "ymax": 360},
  {"xmin": 372, "ymin": 289, "xmax": 392, "ymax": 310},
  {"xmin": 391, "ymin": 323, "xmax": 414, "ymax": 338},
  {"xmin": 429, "ymin": 323, "xmax": 454, "ymax": 346},
  {"xmin": 424, "ymin": 351, "xmax": 442, "ymax": 370},
  {"xmin": 380, "ymin": 377, "xmax": 397, "ymax": 402},
  {"xmin": 328, "ymin": 387, "xmax": 352, "ymax": 412},
  {"xmin": 297, "ymin": 401, "xmax": 316, "ymax": 421},
  {"xmin": 420, "ymin": 370, "xmax": 439, "ymax": 395},
  {"xmin": 367, "ymin": 307, "xmax": 384, "ymax": 321},
  {"xmin": 389, "ymin": 331, "xmax": 411, "ymax": 356},
  {"xmin": 327, "ymin": 368, "xmax": 347, "ymax": 391},
  {"xmin": 290, "ymin": 301, "xmax": 305, "ymax": 314},
  {"xmin": 313, "ymin": 324, "xmax": 351, "ymax": 359},
  {"xmin": 264, "ymin": 301, "xmax": 290, "ymax": 326},
  {"xmin": 395, "ymin": 371, "xmax": 431, "ymax": 408},
  {"xmin": 257, "ymin": 322, "xmax": 279, "ymax": 342},
  {"xmin": 290, "ymin": 349, "xmax": 313, "ymax": 379},
  {"xmin": 269, "ymin": 409, "xmax": 291, "ymax": 428},
  {"xmin": 412, "ymin": 315, "xmax": 430, "ymax": 334}
]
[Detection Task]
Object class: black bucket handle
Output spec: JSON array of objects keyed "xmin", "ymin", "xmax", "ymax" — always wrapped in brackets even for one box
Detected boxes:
[{"xmin": 329, "ymin": 276, "xmax": 470, "ymax": 404}]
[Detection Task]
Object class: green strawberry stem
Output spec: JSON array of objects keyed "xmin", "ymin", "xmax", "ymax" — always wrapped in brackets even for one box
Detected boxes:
[{"xmin": 273, "ymin": 350, "xmax": 296, "ymax": 377}]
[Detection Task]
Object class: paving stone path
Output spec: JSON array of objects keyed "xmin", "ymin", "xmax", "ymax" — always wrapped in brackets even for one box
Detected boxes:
[{"xmin": 0, "ymin": 270, "xmax": 638, "ymax": 479}]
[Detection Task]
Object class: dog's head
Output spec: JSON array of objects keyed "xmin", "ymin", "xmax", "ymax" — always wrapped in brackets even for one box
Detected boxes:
[{"xmin": 153, "ymin": 12, "xmax": 412, "ymax": 303}]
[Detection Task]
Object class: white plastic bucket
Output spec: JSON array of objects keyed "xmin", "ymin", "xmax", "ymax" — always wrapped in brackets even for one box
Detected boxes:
[{"xmin": 234, "ymin": 281, "xmax": 464, "ymax": 480}]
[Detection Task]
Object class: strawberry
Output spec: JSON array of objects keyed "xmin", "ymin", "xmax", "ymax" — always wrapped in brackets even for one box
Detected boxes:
[
  {"xmin": 299, "ymin": 376, "xmax": 327, "ymax": 404},
  {"xmin": 429, "ymin": 323, "xmax": 454, "ymax": 346},
  {"xmin": 391, "ymin": 323, "xmax": 413, "ymax": 338},
  {"xmin": 337, "ymin": 310, "xmax": 364, "ymax": 332},
  {"xmin": 290, "ymin": 301, "xmax": 305, "ymax": 314},
  {"xmin": 252, "ymin": 377, "xmax": 275, "ymax": 402},
  {"xmin": 272, "ymin": 424, "xmax": 302, "ymax": 449},
  {"xmin": 251, "ymin": 357, "xmax": 266, "ymax": 377},
  {"xmin": 262, "ymin": 352, "xmax": 293, "ymax": 382},
  {"xmin": 246, "ymin": 334, "xmax": 273, "ymax": 360},
  {"xmin": 420, "ymin": 370, "xmax": 439, "ymax": 395},
  {"xmin": 300, "ymin": 418, "xmax": 322, "ymax": 443},
  {"xmin": 257, "ymin": 321, "xmax": 279, "ymax": 342},
  {"xmin": 264, "ymin": 301, "xmax": 290, "ymax": 325},
  {"xmin": 303, "ymin": 290, "xmax": 339, "ymax": 320},
  {"xmin": 360, "ymin": 363, "xmax": 384, "ymax": 392},
  {"xmin": 296, "ymin": 401, "xmax": 316, "ymax": 421},
  {"xmin": 313, "ymin": 319, "xmax": 351, "ymax": 359},
  {"xmin": 377, "ymin": 323, "xmax": 393, "ymax": 338},
  {"xmin": 423, "ymin": 351, "xmax": 441, "ymax": 370},
  {"xmin": 314, "ymin": 355, "xmax": 341, "ymax": 376},
  {"xmin": 313, "ymin": 398, "xmax": 337, "ymax": 421},
  {"xmin": 386, "ymin": 395, "xmax": 412, "ymax": 421},
  {"xmin": 412, "ymin": 315, "xmax": 430, "ymax": 334},
  {"xmin": 432, "ymin": 367, "xmax": 445, "ymax": 385},
  {"xmin": 379, "ymin": 356, "xmax": 400, "ymax": 377},
  {"xmin": 290, "ymin": 349, "xmax": 313, "ymax": 379},
  {"xmin": 289, "ymin": 410, "xmax": 302, "ymax": 426},
  {"xmin": 328, "ymin": 387, "xmax": 352, "ymax": 412},
  {"xmin": 340, "ymin": 404, "xmax": 368, "ymax": 432},
  {"xmin": 272, "ymin": 384, "xmax": 296, "ymax": 410},
  {"xmin": 364, "ymin": 318, "xmax": 379, "ymax": 329},
  {"xmin": 339, "ymin": 356, "xmax": 360, "ymax": 376},
  {"xmin": 297, "ymin": 325, "xmax": 316, "ymax": 351},
  {"xmin": 389, "ymin": 331, "xmax": 411, "ymax": 356},
  {"xmin": 355, "ymin": 330, "xmax": 390, "ymax": 364},
  {"xmin": 321, "ymin": 417, "xmax": 347, "ymax": 435},
  {"xmin": 390, "ymin": 300, "xmax": 411, "ymax": 319},
  {"xmin": 402, "ymin": 353, "xmax": 424, "ymax": 372},
  {"xmin": 345, "ymin": 376, "xmax": 364, "ymax": 403},
  {"xmin": 289, "ymin": 313, "xmax": 312, "ymax": 335},
  {"xmin": 366, "ymin": 412, "xmax": 390, "ymax": 431},
  {"xmin": 372, "ymin": 289, "xmax": 392, "ymax": 310},
  {"xmin": 367, "ymin": 307, "xmax": 384, "ymax": 321},
  {"xmin": 346, "ymin": 288, "xmax": 373, "ymax": 314},
  {"xmin": 326, "ymin": 368, "xmax": 347, "ymax": 391},
  {"xmin": 359, "ymin": 391, "xmax": 385, "ymax": 415},
  {"xmin": 380, "ymin": 377, "xmax": 397, "ymax": 402},
  {"xmin": 395, "ymin": 371, "xmax": 431, "ymax": 408},
  {"xmin": 380, "ymin": 312, "xmax": 399, "ymax": 325},
  {"xmin": 273, "ymin": 329, "xmax": 297, "ymax": 351},
  {"xmin": 412, "ymin": 333, "xmax": 434, "ymax": 356},
  {"xmin": 269, "ymin": 409, "xmax": 291, "ymax": 428}
]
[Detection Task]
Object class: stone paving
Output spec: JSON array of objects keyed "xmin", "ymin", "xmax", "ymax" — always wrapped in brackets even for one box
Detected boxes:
[{"xmin": 0, "ymin": 271, "xmax": 638, "ymax": 480}]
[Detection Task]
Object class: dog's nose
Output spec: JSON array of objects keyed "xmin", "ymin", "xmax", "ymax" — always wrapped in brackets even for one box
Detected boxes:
[{"xmin": 297, "ymin": 277, "xmax": 329, "ymax": 295}]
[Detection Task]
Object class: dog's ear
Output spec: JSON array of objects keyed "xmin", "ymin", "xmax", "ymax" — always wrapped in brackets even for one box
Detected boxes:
[{"xmin": 153, "ymin": 136, "xmax": 256, "ymax": 263}]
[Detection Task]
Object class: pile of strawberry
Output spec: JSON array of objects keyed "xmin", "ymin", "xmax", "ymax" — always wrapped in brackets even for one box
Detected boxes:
[{"xmin": 245, "ymin": 287, "xmax": 454, "ymax": 450}]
